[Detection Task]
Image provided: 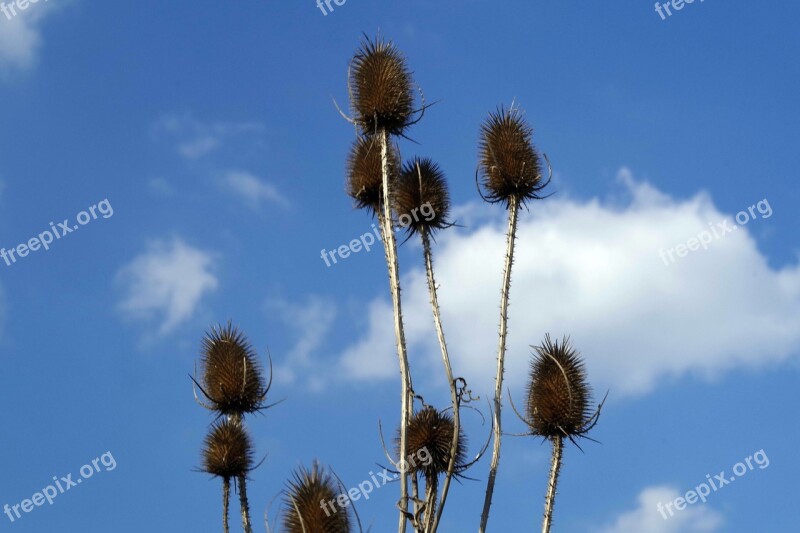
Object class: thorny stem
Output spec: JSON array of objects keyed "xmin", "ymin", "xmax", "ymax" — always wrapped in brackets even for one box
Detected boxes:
[
  {"xmin": 479, "ymin": 195, "xmax": 520, "ymax": 533},
  {"xmin": 238, "ymin": 475, "xmax": 253, "ymax": 533},
  {"xmin": 223, "ymin": 477, "xmax": 230, "ymax": 533},
  {"xmin": 376, "ymin": 128, "xmax": 413, "ymax": 533},
  {"xmin": 422, "ymin": 230, "xmax": 461, "ymax": 533},
  {"xmin": 424, "ymin": 476, "xmax": 439, "ymax": 533},
  {"xmin": 542, "ymin": 436, "xmax": 563, "ymax": 533}
]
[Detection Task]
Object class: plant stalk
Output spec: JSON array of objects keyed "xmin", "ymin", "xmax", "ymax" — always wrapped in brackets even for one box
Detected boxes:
[
  {"xmin": 542, "ymin": 436, "xmax": 563, "ymax": 533},
  {"xmin": 238, "ymin": 475, "xmax": 253, "ymax": 533},
  {"xmin": 422, "ymin": 230, "xmax": 460, "ymax": 533},
  {"xmin": 479, "ymin": 195, "xmax": 520, "ymax": 533},
  {"xmin": 376, "ymin": 128, "xmax": 413, "ymax": 533},
  {"xmin": 222, "ymin": 477, "xmax": 230, "ymax": 533}
]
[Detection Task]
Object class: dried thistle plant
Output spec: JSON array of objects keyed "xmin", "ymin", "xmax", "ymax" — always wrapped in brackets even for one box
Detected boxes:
[
  {"xmin": 399, "ymin": 406, "xmax": 468, "ymax": 532},
  {"xmin": 350, "ymin": 36, "xmax": 416, "ymax": 136},
  {"xmin": 394, "ymin": 158, "xmax": 461, "ymax": 533},
  {"xmin": 192, "ymin": 323, "xmax": 274, "ymax": 533},
  {"xmin": 201, "ymin": 419, "xmax": 255, "ymax": 533},
  {"xmin": 522, "ymin": 335, "xmax": 604, "ymax": 533},
  {"xmin": 347, "ymin": 135, "xmax": 400, "ymax": 216},
  {"xmin": 282, "ymin": 462, "xmax": 352, "ymax": 533},
  {"xmin": 197, "ymin": 322, "xmax": 268, "ymax": 416},
  {"xmin": 478, "ymin": 104, "xmax": 550, "ymax": 533},
  {"xmin": 346, "ymin": 35, "xmax": 420, "ymax": 532}
]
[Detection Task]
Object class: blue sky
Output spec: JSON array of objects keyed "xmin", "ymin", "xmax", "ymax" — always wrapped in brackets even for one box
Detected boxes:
[{"xmin": 1, "ymin": 1, "xmax": 799, "ymax": 531}]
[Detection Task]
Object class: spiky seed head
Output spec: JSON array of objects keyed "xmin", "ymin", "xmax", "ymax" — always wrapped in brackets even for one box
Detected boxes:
[
  {"xmin": 400, "ymin": 406, "xmax": 467, "ymax": 481},
  {"xmin": 479, "ymin": 106, "xmax": 546, "ymax": 207},
  {"xmin": 346, "ymin": 135, "xmax": 400, "ymax": 216},
  {"xmin": 395, "ymin": 157, "xmax": 451, "ymax": 236},
  {"xmin": 526, "ymin": 335, "xmax": 593, "ymax": 439},
  {"xmin": 350, "ymin": 36, "xmax": 415, "ymax": 136},
  {"xmin": 202, "ymin": 419, "xmax": 254, "ymax": 480},
  {"xmin": 201, "ymin": 323, "xmax": 266, "ymax": 415},
  {"xmin": 283, "ymin": 462, "xmax": 352, "ymax": 533}
]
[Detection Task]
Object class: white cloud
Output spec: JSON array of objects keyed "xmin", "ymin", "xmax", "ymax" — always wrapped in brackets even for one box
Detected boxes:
[
  {"xmin": 338, "ymin": 168, "xmax": 800, "ymax": 397},
  {"xmin": 224, "ymin": 171, "xmax": 288, "ymax": 209},
  {"xmin": 597, "ymin": 486, "xmax": 723, "ymax": 533},
  {"xmin": 0, "ymin": 1, "xmax": 58, "ymax": 76},
  {"xmin": 117, "ymin": 238, "xmax": 218, "ymax": 334},
  {"xmin": 268, "ymin": 297, "xmax": 337, "ymax": 391},
  {"xmin": 154, "ymin": 112, "xmax": 263, "ymax": 159}
]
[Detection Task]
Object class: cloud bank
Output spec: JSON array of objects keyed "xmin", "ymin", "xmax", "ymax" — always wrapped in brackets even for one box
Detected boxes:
[{"xmin": 337, "ymin": 168, "xmax": 800, "ymax": 397}]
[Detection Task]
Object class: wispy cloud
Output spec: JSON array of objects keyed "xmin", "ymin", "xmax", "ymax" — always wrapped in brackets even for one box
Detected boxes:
[
  {"xmin": 338, "ymin": 168, "xmax": 800, "ymax": 397},
  {"xmin": 597, "ymin": 486, "xmax": 723, "ymax": 533},
  {"xmin": 268, "ymin": 296, "xmax": 337, "ymax": 391},
  {"xmin": 224, "ymin": 170, "xmax": 288, "ymax": 209},
  {"xmin": 0, "ymin": 1, "xmax": 59, "ymax": 76},
  {"xmin": 153, "ymin": 112, "xmax": 264, "ymax": 159},
  {"xmin": 117, "ymin": 238, "xmax": 218, "ymax": 335}
]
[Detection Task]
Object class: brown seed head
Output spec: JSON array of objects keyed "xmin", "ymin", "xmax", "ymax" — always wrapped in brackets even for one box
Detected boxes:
[
  {"xmin": 350, "ymin": 36, "xmax": 415, "ymax": 136},
  {"xmin": 283, "ymin": 462, "xmax": 352, "ymax": 533},
  {"xmin": 479, "ymin": 106, "xmax": 547, "ymax": 207},
  {"xmin": 526, "ymin": 335, "xmax": 593, "ymax": 438},
  {"xmin": 395, "ymin": 157, "xmax": 451, "ymax": 236},
  {"xmin": 346, "ymin": 135, "xmax": 400, "ymax": 216},
  {"xmin": 201, "ymin": 323, "xmax": 266, "ymax": 415},
  {"xmin": 400, "ymin": 406, "xmax": 467, "ymax": 481},
  {"xmin": 201, "ymin": 419, "xmax": 254, "ymax": 480}
]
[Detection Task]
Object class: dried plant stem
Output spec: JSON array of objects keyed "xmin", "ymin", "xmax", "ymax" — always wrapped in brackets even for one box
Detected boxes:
[
  {"xmin": 376, "ymin": 128, "xmax": 413, "ymax": 533},
  {"xmin": 238, "ymin": 474, "xmax": 253, "ymax": 533},
  {"xmin": 542, "ymin": 436, "xmax": 563, "ymax": 533},
  {"xmin": 424, "ymin": 477, "xmax": 439, "ymax": 533},
  {"xmin": 422, "ymin": 230, "xmax": 460, "ymax": 533},
  {"xmin": 222, "ymin": 477, "xmax": 230, "ymax": 533},
  {"xmin": 479, "ymin": 195, "xmax": 520, "ymax": 533}
]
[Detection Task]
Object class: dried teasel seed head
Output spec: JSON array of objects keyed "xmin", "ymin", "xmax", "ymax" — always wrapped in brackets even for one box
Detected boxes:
[
  {"xmin": 526, "ymin": 335, "xmax": 593, "ymax": 439},
  {"xmin": 395, "ymin": 157, "xmax": 452, "ymax": 236},
  {"xmin": 400, "ymin": 406, "xmax": 467, "ymax": 481},
  {"xmin": 346, "ymin": 135, "xmax": 400, "ymax": 216},
  {"xmin": 350, "ymin": 36, "xmax": 415, "ymax": 136},
  {"xmin": 201, "ymin": 419, "xmax": 254, "ymax": 480},
  {"xmin": 283, "ymin": 462, "xmax": 352, "ymax": 533},
  {"xmin": 479, "ymin": 105, "xmax": 547, "ymax": 208},
  {"xmin": 201, "ymin": 323, "xmax": 266, "ymax": 415}
]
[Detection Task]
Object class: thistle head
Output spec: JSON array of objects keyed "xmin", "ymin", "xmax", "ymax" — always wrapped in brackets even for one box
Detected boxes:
[
  {"xmin": 283, "ymin": 462, "xmax": 352, "ymax": 533},
  {"xmin": 395, "ymin": 157, "xmax": 451, "ymax": 237},
  {"xmin": 479, "ymin": 105, "xmax": 547, "ymax": 208},
  {"xmin": 346, "ymin": 135, "xmax": 399, "ymax": 216},
  {"xmin": 526, "ymin": 335, "xmax": 597, "ymax": 439},
  {"xmin": 350, "ymin": 36, "xmax": 416, "ymax": 136},
  {"xmin": 400, "ymin": 406, "xmax": 467, "ymax": 482},
  {"xmin": 201, "ymin": 419, "xmax": 254, "ymax": 480},
  {"xmin": 200, "ymin": 323, "xmax": 267, "ymax": 416}
]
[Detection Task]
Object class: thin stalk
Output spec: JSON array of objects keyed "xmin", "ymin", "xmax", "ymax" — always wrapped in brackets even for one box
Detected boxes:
[
  {"xmin": 423, "ymin": 476, "xmax": 439, "ymax": 533},
  {"xmin": 376, "ymin": 128, "xmax": 413, "ymax": 533},
  {"xmin": 422, "ymin": 229, "xmax": 460, "ymax": 533},
  {"xmin": 541, "ymin": 436, "xmax": 563, "ymax": 533},
  {"xmin": 222, "ymin": 477, "xmax": 230, "ymax": 533},
  {"xmin": 479, "ymin": 195, "xmax": 520, "ymax": 533},
  {"xmin": 238, "ymin": 475, "xmax": 253, "ymax": 533}
]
